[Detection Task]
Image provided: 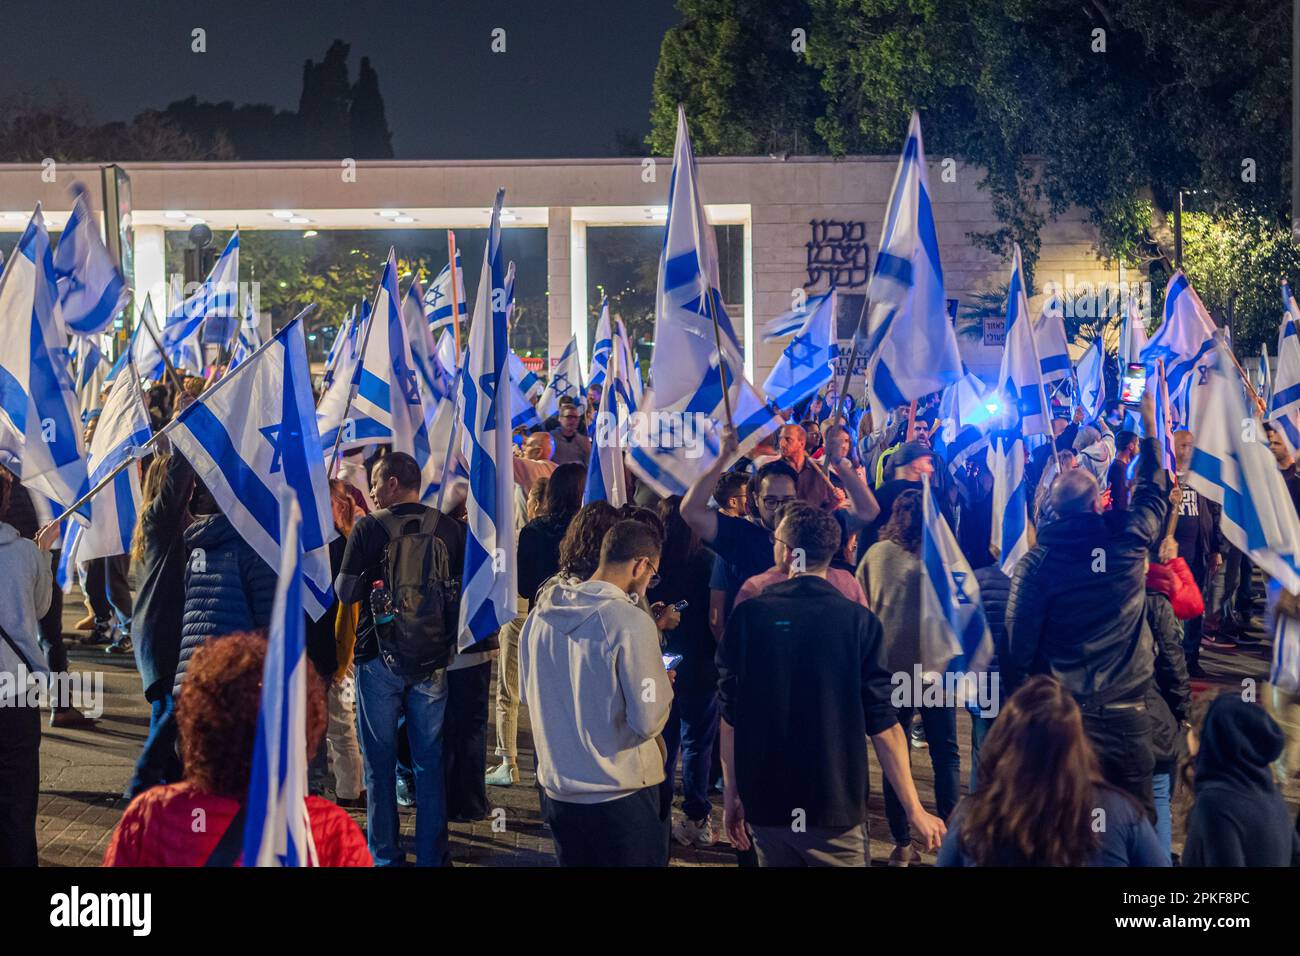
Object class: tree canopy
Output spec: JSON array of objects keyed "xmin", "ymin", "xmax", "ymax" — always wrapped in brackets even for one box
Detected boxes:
[{"xmin": 648, "ymin": 0, "xmax": 1295, "ymax": 351}]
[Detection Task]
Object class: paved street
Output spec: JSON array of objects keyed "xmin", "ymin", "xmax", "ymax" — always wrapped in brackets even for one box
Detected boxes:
[{"xmin": 37, "ymin": 591, "xmax": 1297, "ymax": 867}]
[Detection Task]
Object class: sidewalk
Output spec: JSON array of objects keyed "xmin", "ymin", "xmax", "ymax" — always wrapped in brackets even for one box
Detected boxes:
[{"xmin": 37, "ymin": 594, "xmax": 1296, "ymax": 867}]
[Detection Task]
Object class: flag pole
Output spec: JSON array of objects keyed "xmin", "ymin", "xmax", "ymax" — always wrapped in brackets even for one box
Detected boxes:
[
  {"xmin": 1023, "ymin": 296, "xmax": 1064, "ymax": 477},
  {"xmin": 447, "ymin": 231, "xmax": 463, "ymax": 359},
  {"xmin": 702, "ymin": 284, "xmax": 736, "ymax": 432},
  {"xmin": 434, "ymin": 370, "xmax": 466, "ymax": 513},
  {"xmin": 832, "ymin": 288, "xmax": 866, "ymax": 429},
  {"xmin": 1213, "ymin": 329, "xmax": 1267, "ymax": 417},
  {"xmin": 327, "ymin": 256, "xmax": 389, "ymax": 477},
  {"xmin": 137, "ymin": 292, "xmax": 187, "ymax": 396}
]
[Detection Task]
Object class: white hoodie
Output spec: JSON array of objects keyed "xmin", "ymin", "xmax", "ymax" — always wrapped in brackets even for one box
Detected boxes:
[{"xmin": 519, "ymin": 578, "xmax": 672, "ymax": 804}]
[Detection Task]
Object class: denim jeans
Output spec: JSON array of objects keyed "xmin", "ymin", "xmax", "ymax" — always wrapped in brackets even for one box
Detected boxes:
[
  {"xmin": 661, "ymin": 687, "xmax": 719, "ymax": 822},
  {"xmin": 126, "ymin": 692, "xmax": 181, "ymax": 798},
  {"xmin": 355, "ymin": 657, "xmax": 449, "ymax": 867},
  {"xmin": 1152, "ymin": 771, "xmax": 1172, "ymax": 858},
  {"xmin": 968, "ymin": 712, "xmax": 996, "ymax": 793},
  {"xmin": 883, "ymin": 703, "xmax": 960, "ymax": 846}
]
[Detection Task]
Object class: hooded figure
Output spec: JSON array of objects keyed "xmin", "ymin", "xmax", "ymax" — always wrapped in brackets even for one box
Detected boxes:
[{"xmin": 1182, "ymin": 695, "xmax": 1300, "ymax": 866}]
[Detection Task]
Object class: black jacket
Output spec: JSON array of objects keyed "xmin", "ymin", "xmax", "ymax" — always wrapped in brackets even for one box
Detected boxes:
[
  {"xmin": 1143, "ymin": 591, "xmax": 1191, "ymax": 769},
  {"xmin": 974, "ymin": 564, "xmax": 1010, "ymax": 675},
  {"xmin": 1183, "ymin": 696, "xmax": 1300, "ymax": 867},
  {"xmin": 517, "ymin": 512, "xmax": 571, "ymax": 603},
  {"xmin": 1005, "ymin": 437, "xmax": 1170, "ymax": 704},
  {"xmin": 131, "ymin": 454, "xmax": 195, "ymax": 698},
  {"xmin": 716, "ymin": 575, "xmax": 897, "ymax": 829}
]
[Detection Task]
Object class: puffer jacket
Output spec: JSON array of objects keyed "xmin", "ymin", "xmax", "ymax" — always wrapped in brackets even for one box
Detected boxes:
[
  {"xmin": 1146, "ymin": 557, "xmax": 1204, "ymax": 621},
  {"xmin": 1005, "ymin": 436, "xmax": 1170, "ymax": 704},
  {"xmin": 173, "ymin": 513, "xmax": 277, "ymax": 696}
]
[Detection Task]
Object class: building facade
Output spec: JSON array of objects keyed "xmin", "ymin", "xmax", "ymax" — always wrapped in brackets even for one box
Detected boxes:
[{"xmin": 0, "ymin": 156, "xmax": 1125, "ymax": 382}]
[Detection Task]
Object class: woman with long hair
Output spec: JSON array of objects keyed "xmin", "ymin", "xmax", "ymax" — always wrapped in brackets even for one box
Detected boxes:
[
  {"xmin": 105, "ymin": 633, "xmax": 372, "ymax": 866},
  {"xmin": 517, "ymin": 462, "xmax": 586, "ymax": 602},
  {"xmin": 938, "ymin": 676, "xmax": 1167, "ymax": 866},
  {"xmin": 857, "ymin": 489, "xmax": 960, "ymax": 865},
  {"xmin": 125, "ymin": 449, "xmax": 196, "ymax": 797}
]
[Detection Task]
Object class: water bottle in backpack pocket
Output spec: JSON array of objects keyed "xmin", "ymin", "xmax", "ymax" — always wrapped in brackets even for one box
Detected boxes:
[{"xmin": 372, "ymin": 508, "xmax": 461, "ymax": 678}]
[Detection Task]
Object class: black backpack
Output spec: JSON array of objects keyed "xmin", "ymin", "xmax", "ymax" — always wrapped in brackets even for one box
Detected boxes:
[{"xmin": 372, "ymin": 508, "xmax": 460, "ymax": 678}]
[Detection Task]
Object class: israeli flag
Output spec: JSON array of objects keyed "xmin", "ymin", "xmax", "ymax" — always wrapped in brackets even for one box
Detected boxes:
[
  {"xmin": 762, "ymin": 288, "xmax": 837, "ymax": 410},
  {"xmin": 1270, "ymin": 301, "xmax": 1300, "ymax": 420},
  {"xmin": 362, "ymin": 252, "xmax": 435, "ymax": 495},
  {"xmin": 508, "ymin": 351, "xmax": 542, "ymax": 406},
  {"xmin": 997, "ymin": 245, "xmax": 1054, "ymax": 438},
  {"xmin": 507, "ymin": 352, "xmax": 542, "ymax": 431},
  {"xmin": 1256, "ymin": 343, "xmax": 1272, "ymax": 409},
  {"xmin": 52, "ymin": 184, "xmax": 128, "ymax": 336},
  {"xmin": 1117, "ymin": 293, "xmax": 1149, "ymax": 369},
  {"xmin": 589, "ymin": 296, "xmax": 613, "ymax": 388},
  {"xmin": 934, "ymin": 370, "xmax": 993, "ymax": 469},
  {"xmin": 1268, "ymin": 303, "xmax": 1300, "ymax": 455},
  {"xmin": 1075, "ymin": 337, "xmax": 1106, "ymax": 422},
  {"xmin": 322, "ymin": 304, "xmax": 357, "ymax": 389},
  {"xmin": 0, "ymin": 206, "xmax": 90, "ymax": 511},
  {"xmin": 242, "ymin": 495, "xmax": 319, "ymax": 868},
  {"xmin": 988, "ymin": 245, "xmax": 1045, "ymax": 576},
  {"xmin": 584, "ymin": 325, "xmax": 631, "ymax": 507},
  {"xmin": 402, "ymin": 274, "xmax": 443, "ymax": 418},
  {"xmin": 425, "ymin": 248, "xmax": 467, "ymax": 330},
  {"xmin": 862, "ymin": 112, "xmax": 962, "ymax": 425},
  {"xmin": 228, "ymin": 298, "xmax": 262, "ymax": 373},
  {"xmin": 128, "ymin": 296, "xmax": 169, "ymax": 381},
  {"xmin": 1141, "ymin": 270, "xmax": 1216, "ymax": 400},
  {"xmin": 1187, "ymin": 341, "xmax": 1300, "ymax": 595},
  {"xmin": 458, "ymin": 189, "xmax": 516, "ymax": 648},
  {"xmin": 73, "ymin": 362, "xmax": 151, "ymax": 562},
  {"xmin": 1035, "ymin": 296, "xmax": 1072, "ymax": 388},
  {"xmin": 162, "ymin": 231, "xmax": 240, "ymax": 366},
  {"xmin": 920, "ymin": 475, "xmax": 994, "ymax": 676},
  {"xmin": 73, "ymin": 334, "xmax": 107, "ymax": 426},
  {"xmin": 614, "ymin": 317, "xmax": 642, "ymax": 408},
  {"xmin": 164, "ymin": 318, "xmax": 338, "ymax": 619},
  {"xmin": 1151, "ymin": 359, "xmax": 1178, "ymax": 473},
  {"xmin": 761, "ymin": 292, "xmax": 831, "ymax": 341},
  {"xmin": 537, "ymin": 333, "xmax": 583, "ymax": 417},
  {"xmin": 625, "ymin": 106, "xmax": 781, "ymax": 497}
]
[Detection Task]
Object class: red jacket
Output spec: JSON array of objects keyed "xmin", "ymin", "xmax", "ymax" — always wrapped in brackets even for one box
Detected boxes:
[
  {"xmin": 1145, "ymin": 557, "xmax": 1204, "ymax": 621},
  {"xmin": 103, "ymin": 782, "xmax": 372, "ymax": 867}
]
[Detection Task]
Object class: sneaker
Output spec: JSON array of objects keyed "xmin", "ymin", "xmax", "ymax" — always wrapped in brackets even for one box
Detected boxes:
[
  {"xmin": 396, "ymin": 776, "xmax": 416, "ymax": 808},
  {"xmin": 909, "ymin": 721, "xmax": 928, "ymax": 750},
  {"xmin": 888, "ymin": 843, "xmax": 922, "ymax": 866},
  {"xmin": 83, "ymin": 622, "xmax": 113, "ymax": 646},
  {"xmin": 1186, "ymin": 660, "xmax": 1207, "ymax": 679},
  {"xmin": 672, "ymin": 816, "xmax": 716, "ymax": 848},
  {"xmin": 49, "ymin": 709, "xmax": 98, "ymax": 730},
  {"xmin": 1201, "ymin": 632, "xmax": 1237, "ymax": 650},
  {"xmin": 485, "ymin": 761, "xmax": 520, "ymax": 787},
  {"xmin": 106, "ymin": 636, "xmax": 133, "ymax": 655},
  {"xmin": 335, "ymin": 793, "xmax": 367, "ymax": 810}
]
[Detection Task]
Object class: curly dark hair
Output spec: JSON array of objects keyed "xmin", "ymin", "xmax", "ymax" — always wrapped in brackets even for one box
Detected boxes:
[
  {"xmin": 176, "ymin": 632, "xmax": 326, "ymax": 797},
  {"xmin": 879, "ymin": 488, "xmax": 923, "ymax": 554},
  {"xmin": 557, "ymin": 501, "xmax": 621, "ymax": 580}
]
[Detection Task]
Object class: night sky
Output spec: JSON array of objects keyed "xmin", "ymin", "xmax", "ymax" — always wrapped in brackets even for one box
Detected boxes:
[{"xmin": 0, "ymin": 0, "xmax": 681, "ymax": 158}]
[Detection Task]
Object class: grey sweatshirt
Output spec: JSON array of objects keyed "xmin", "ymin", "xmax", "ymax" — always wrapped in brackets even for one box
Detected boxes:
[
  {"xmin": 519, "ymin": 578, "xmax": 672, "ymax": 804},
  {"xmin": 0, "ymin": 522, "xmax": 52, "ymax": 706}
]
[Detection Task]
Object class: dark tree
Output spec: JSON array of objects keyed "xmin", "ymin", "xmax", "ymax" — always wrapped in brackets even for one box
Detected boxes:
[
  {"xmin": 349, "ymin": 56, "xmax": 394, "ymax": 159},
  {"xmin": 298, "ymin": 40, "xmax": 355, "ymax": 158}
]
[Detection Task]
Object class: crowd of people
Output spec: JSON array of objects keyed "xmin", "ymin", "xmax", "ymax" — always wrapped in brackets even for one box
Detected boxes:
[{"xmin": 1, "ymin": 372, "xmax": 1298, "ymax": 869}]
